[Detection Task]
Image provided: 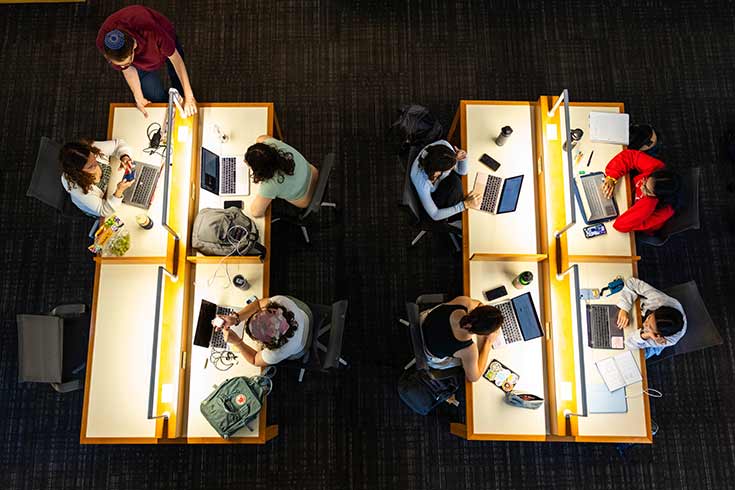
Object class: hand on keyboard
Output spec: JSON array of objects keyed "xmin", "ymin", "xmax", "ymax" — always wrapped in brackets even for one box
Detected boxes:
[
  {"xmin": 113, "ymin": 178, "xmax": 134, "ymax": 198},
  {"xmin": 602, "ymin": 176, "xmax": 617, "ymax": 199},
  {"xmin": 463, "ymin": 190, "xmax": 482, "ymax": 209},
  {"xmin": 616, "ymin": 308, "xmax": 629, "ymax": 329}
]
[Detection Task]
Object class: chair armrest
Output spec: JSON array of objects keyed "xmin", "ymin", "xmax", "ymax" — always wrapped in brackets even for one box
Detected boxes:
[
  {"xmin": 51, "ymin": 379, "xmax": 83, "ymax": 393},
  {"xmin": 50, "ymin": 304, "xmax": 87, "ymax": 318},
  {"xmin": 416, "ymin": 294, "xmax": 447, "ymax": 307}
]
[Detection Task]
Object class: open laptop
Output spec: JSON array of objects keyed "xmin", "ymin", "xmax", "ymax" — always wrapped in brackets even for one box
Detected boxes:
[
  {"xmin": 491, "ymin": 292, "xmax": 544, "ymax": 348},
  {"xmin": 193, "ymin": 299, "xmax": 244, "ymax": 350},
  {"xmin": 586, "ymin": 304, "xmax": 624, "ymax": 349},
  {"xmin": 121, "ymin": 161, "xmax": 162, "ymax": 209},
  {"xmin": 200, "ymin": 147, "xmax": 249, "ymax": 196},
  {"xmin": 470, "ymin": 173, "xmax": 524, "ymax": 214},
  {"xmin": 573, "ymin": 172, "xmax": 619, "ymax": 224}
]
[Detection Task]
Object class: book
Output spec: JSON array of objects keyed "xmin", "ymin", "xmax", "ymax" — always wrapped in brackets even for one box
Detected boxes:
[
  {"xmin": 595, "ymin": 350, "xmax": 642, "ymax": 392},
  {"xmin": 589, "ymin": 112, "xmax": 630, "ymax": 145}
]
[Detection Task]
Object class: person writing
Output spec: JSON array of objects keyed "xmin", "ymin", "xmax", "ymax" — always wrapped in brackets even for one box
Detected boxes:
[
  {"xmin": 601, "ymin": 149, "xmax": 681, "ymax": 234},
  {"xmin": 410, "ymin": 140, "xmax": 481, "ymax": 221},
  {"xmin": 421, "ymin": 296, "xmax": 504, "ymax": 382},
  {"xmin": 96, "ymin": 5, "xmax": 197, "ymax": 117},
  {"xmin": 216, "ymin": 295, "xmax": 312, "ymax": 367},
  {"xmin": 245, "ymin": 136, "xmax": 319, "ymax": 218},
  {"xmin": 60, "ymin": 139, "xmax": 135, "ymax": 217},
  {"xmin": 615, "ymin": 277, "xmax": 687, "ymax": 359}
]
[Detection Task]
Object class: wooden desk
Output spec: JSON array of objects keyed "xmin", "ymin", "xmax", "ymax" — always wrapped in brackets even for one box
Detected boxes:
[{"xmin": 82, "ymin": 102, "xmax": 277, "ymax": 444}]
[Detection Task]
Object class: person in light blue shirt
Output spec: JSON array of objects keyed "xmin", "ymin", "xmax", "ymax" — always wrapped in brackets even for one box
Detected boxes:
[{"xmin": 410, "ymin": 140, "xmax": 480, "ymax": 221}]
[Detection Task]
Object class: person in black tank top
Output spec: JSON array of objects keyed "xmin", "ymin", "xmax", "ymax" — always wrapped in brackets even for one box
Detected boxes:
[{"xmin": 421, "ymin": 297, "xmax": 504, "ymax": 382}]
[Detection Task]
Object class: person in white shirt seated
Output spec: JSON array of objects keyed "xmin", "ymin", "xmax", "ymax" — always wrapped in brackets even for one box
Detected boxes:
[
  {"xmin": 217, "ymin": 295, "xmax": 312, "ymax": 367},
  {"xmin": 615, "ymin": 277, "xmax": 687, "ymax": 359},
  {"xmin": 59, "ymin": 139, "xmax": 135, "ymax": 217}
]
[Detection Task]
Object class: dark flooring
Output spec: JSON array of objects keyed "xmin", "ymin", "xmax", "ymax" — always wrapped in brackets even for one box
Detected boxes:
[{"xmin": 2, "ymin": 1, "xmax": 735, "ymax": 489}]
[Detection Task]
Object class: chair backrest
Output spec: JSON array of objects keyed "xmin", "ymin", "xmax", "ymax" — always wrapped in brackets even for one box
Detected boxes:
[
  {"xmin": 17, "ymin": 314, "xmax": 64, "ymax": 383},
  {"xmin": 300, "ymin": 152, "xmax": 336, "ymax": 220},
  {"xmin": 406, "ymin": 302, "xmax": 430, "ymax": 371},
  {"xmin": 660, "ymin": 167, "xmax": 701, "ymax": 240},
  {"xmin": 401, "ymin": 146, "xmax": 424, "ymax": 222},
  {"xmin": 665, "ymin": 280, "xmax": 722, "ymax": 357},
  {"xmin": 321, "ymin": 299, "xmax": 348, "ymax": 369},
  {"xmin": 27, "ymin": 137, "xmax": 74, "ymax": 214}
]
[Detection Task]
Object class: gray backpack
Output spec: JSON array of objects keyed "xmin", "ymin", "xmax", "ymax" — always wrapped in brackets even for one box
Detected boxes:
[
  {"xmin": 191, "ymin": 207, "xmax": 266, "ymax": 258},
  {"xmin": 200, "ymin": 367, "xmax": 275, "ymax": 438}
]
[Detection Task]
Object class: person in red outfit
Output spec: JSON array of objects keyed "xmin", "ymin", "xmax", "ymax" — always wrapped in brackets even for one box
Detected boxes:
[
  {"xmin": 96, "ymin": 5, "xmax": 197, "ymax": 118},
  {"xmin": 602, "ymin": 150, "xmax": 681, "ymax": 234}
]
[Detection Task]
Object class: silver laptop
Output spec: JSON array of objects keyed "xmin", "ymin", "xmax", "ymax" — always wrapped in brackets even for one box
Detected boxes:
[
  {"xmin": 586, "ymin": 304, "xmax": 624, "ymax": 349},
  {"xmin": 470, "ymin": 173, "xmax": 524, "ymax": 214},
  {"xmin": 201, "ymin": 147, "xmax": 250, "ymax": 196},
  {"xmin": 491, "ymin": 292, "xmax": 544, "ymax": 348},
  {"xmin": 573, "ymin": 172, "xmax": 619, "ymax": 224},
  {"xmin": 121, "ymin": 161, "xmax": 162, "ymax": 209}
]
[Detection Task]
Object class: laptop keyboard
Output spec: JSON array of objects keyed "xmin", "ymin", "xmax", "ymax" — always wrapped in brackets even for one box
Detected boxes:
[
  {"xmin": 221, "ymin": 156, "xmax": 237, "ymax": 194},
  {"xmin": 582, "ymin": 177, "xmax": 616, "ymax": 219},
  {"xmin": 589, "ymin": 306, "xmax": 612, "ymax": 349},
  {"xmin": 131, "ymin": 165, "xmax": 158, "ymax": 206},
  {"xmin": 480, "ymin": 175, "xmax": 503, "ymax": 212},
  {"xmin": 497, "ymin": 301, "xmax": 523, "ymax": 344},
  {"xmin": 211, "ymin": 306, "xmax": 236, "ymax": 349}
]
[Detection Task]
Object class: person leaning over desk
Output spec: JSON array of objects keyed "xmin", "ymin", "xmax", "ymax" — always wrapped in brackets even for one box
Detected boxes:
[
  {"xmin": 422, "ymin": 296, "xmax": 504, "ymax": 382},
  {"xmin": 59, "ymin": 139, "xmax": 134, "ymax": 217},
  {"xmin": 96, "ymin": 5, "xmax": 197, "ymax": 118},
  {"xmin": 602, "ymin": 149, "xmax": 681, "ymax": 234},
  {"xmin": 244, "ymin": 136, "xmax": 319, "ymax": 218},
  {"xmin": 215, "ymin": 296, "xmax": 312, "ymax": 367},
  {"xmin": 615, "ymin": 277, "xmax": 687, "ymax": 359},
  {"xmin": 410, "ymin": 140, "xmax": 481, "ymax": 222}
]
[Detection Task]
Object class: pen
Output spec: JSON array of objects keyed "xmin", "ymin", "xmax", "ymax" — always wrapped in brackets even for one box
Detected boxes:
[
  {"xmin": 574, "ymin": 151, "xmax": 584, "ymax": 165},
  {"xmin": 586, "ymin": 150, "xmax": 594, "ymax": 167}
]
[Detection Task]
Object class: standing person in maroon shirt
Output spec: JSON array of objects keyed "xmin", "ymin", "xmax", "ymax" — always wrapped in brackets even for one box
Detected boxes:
[
  {"xmin": 601, "ymin": 149, "xmax": 681, "ymax": 235},
  {"xmin": 96, "ymin": 5, "xmax": 197, "ymax": 118}
]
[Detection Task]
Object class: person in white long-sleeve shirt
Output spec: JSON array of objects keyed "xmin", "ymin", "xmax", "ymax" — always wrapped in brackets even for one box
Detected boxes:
[
  {"xmin": 60, "ymin": 139, "xmax": 135, "ymax": 217},
  {"xmin": 615, "ymin": 277, "xmax": 687, "ymax": 359}
]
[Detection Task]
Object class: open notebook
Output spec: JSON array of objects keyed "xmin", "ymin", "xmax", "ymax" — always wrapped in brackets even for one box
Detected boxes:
[{"xmin": 595, "ymin": 350, "xmax": 642, "ymax": 392}]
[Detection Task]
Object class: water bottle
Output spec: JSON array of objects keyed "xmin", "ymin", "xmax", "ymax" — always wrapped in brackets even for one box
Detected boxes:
[
  {"xmin": 512, "ymin": 271, "xmax": 534, "ymax": 289},
  {"xmin": 495, "ymin": 126, "xmax": 513, "ymax": 146},
  {"xmin": 563, "ymin": 128, "xmax": 584, "ymax": 152}
]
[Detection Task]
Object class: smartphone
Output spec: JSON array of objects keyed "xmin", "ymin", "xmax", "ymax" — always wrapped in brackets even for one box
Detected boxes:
[
  {"xmin": 479, "ymin": 153, "xmax": 501, "ymax": 172},
  {"xmin": 483, "ymin": 359, "xmax": 520, "ymax": 393},
  {"xmin": 123, "ymin": 169, "xmax": 136, "ymax": 181},
  {"xmin": 583, "ymin": 223, "xmax": 607, "ymax": 239},
  {"xmin": 224, "ymin": 200, "xmax": 243, "ymax": 209},
  {"xmin": 483, "ymin": 285, "xmax": 508, "ymax": 302}
]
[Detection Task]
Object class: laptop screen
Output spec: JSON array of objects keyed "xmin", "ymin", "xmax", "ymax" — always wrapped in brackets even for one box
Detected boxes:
[
  {"xmin": 193, "ymin": 300, "xmax": 217, "ymax": 348},
  {"xmin": 511, "ymin": 292, "xmax": 543, "ymax": 341},
  {"xmin": 497, "ymin": 175, "xmax": 524, "ymax": 214},
  {"xmin": 200, "ymin": 148, "xmax": 219, "ymax": 193}
]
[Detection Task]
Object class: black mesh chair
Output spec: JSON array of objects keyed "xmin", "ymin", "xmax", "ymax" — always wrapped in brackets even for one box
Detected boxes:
[
  {"xmin": 648, "ymin": 280, "xmax": 723, "ymax": 364},
  {"xmin": 399, "ymin": 147, "xmax": 461, "ymax": 252},
  {"xmin": 16, "ymin": 304, "xmax": 90, "ymax": 393},
  {"xmin": 638, "ymin": 167, "xmax": 700, "ymax": 246},
  {"xmin": 272, "ymin": 152, "xmax": 337, "ymax": 244}
]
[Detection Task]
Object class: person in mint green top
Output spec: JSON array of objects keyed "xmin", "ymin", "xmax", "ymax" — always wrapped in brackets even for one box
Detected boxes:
[{"xmin": 245, "ymin": 136, "xmax": 319, "ymax": 217}]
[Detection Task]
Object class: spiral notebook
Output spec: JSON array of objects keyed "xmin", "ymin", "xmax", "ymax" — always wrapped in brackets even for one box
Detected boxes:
[{"xmin": 595, "ymin": 350, "xmax": 642, "ymax": 392}]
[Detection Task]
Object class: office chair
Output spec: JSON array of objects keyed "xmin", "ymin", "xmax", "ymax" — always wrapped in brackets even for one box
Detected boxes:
[
  {"xmin": 283, "ymin": 299, "xmax": 349, "ymax": 382},
  {"xmin": 637, "ymin": 167, "xmax": 700, "ymax": 246},
  {"xmin": 271, "ymin": 153, "xmax": 337, "ymax": 244},
  {"xmin": 401, "ymin": 294, "xmax": 462, "ymax": 372},
  {"xmin": 398, "ymin": 147, "xmax": 462, "ymax": 252},
  {"xmin": 16, "ymin": 303, "xmax": 90, "ymax": 393},
  {"xmin": 27, "ymin": 136, "xmax": 99, "ymax": 237},
  {"xmin": 648, "ymin": 280, "xmax": 722, "ymax": 365}
]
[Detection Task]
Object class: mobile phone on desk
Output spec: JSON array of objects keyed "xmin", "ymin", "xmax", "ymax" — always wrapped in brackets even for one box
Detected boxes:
[
  {"xmin": 224, "ymin": 200, "xmax": 243, "ymax": 209},
  {"xmin": 479, "ymin": 153, "xmax": 501, "ymax": 172},
  {"xmin": 483, "ymin": 285, "xmax": 508, "ymax": 302},
  {"xmin": 583, "ymin": 223, "xmax": 607, "ymax": 239}
]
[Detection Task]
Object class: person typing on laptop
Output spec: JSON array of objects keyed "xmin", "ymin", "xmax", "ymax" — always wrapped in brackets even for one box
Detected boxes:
[
  {"xmin": 422, "ymin": 296, "xmax": 503, "ymax": 382},
  {"xmin": 615, "ymin": 277, "xmax": 687, "ymax": 359},
  {"xmin": 60, "ymin": 139, "xmax": 135, "ymax": 217},
  {"xmin": 245, "ymin": 136, "xmax": 319, "ymax": 218},
  {"xmin": 215, "ymin": 295, "xmax": 312, "ymax": 367},
  {"xmin": 410, "ymin": 140, "xmax": 481, "ymax": 222},
  {"xmin": 601, "ymin": 149, "xmax": 681, "ymax": 234}
]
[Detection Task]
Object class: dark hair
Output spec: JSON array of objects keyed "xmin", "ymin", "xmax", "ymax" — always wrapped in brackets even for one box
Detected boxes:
[
  {"xmin": 628, "ymin": 124, "xmax": 655, "ymax": 151},
  {"xmin": 649, "ymin": 169, "xmax": 681, "ymax": 207},
  {"xmin": 244, "ymin": 142, "xmax": 296, "ymax": 184},
  {"xmin": 60, "ymin": 141, "xmax": 103, "ymax": 194},
  {"xmin": 460, "ymin": 305, "xmax": 504, "ymax": 335},
  {"xmin": 245, "ymin": 301, "xmax": 298, "ymax": 350},
  {"xmin": 418, "ymin": 144, "xmax": 457, "ymax": 176},
  {"xmin": 646, "ymin": 305, "xmax": 684, "ymax": 337},
  {"xmin": 104, "ymin": 29, "xmax": 135, "ymax": 62}
]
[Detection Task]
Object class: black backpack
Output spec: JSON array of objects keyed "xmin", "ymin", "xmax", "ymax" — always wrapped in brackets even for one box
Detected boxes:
[
  {"xmin": 389, "ymin": 104, "xmax": 444, "ymax": 157},
  {"xmin": 398, "ymin": 367, "xmax": 460, "ymax": 415}
]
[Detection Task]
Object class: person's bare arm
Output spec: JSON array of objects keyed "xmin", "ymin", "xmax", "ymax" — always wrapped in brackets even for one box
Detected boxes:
[
  {"xmin": 121, "ymin": 67, "xmax": 149, "ymax": 117},
  {"xmin": 168, "ymin": 49, "xmax": 197, "ymax": 116},
  {"xmin": 446, "ymin": 296, "xmax": 482, "ymax": 310},
  {"xmin": 250, "ymin": 194, "xmax": 272, "ymax": 218}
]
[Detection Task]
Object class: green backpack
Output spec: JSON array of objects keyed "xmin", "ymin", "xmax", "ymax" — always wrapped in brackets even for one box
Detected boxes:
[{"xmin": 200, "ymin": 367, "xmax": 275, "ymax": 439}]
